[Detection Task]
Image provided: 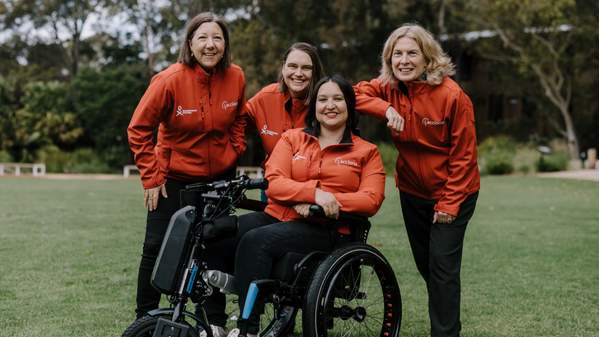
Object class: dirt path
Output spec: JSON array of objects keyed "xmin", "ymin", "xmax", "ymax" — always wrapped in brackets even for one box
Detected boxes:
[{"xmin": 536, "ymin": 169, "xmax": 599, "ymax": 182}]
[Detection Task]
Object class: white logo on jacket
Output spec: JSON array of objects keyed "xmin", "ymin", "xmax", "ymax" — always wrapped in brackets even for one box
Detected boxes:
[
  {"xmin": 292, "ymin": 153, "xmax": 307, "ymax": 161},
  {"xmin": 221, "ymin": 100, "xmax": 238, "ymax": 111},
  {"xmin": 334, "ymin": 157, "xmax": 359, "ymax": 167},
  {"xmin": 422, "ymin": 118, "xmax": 445, "ymax": 127},
  {"xmin": 176, "ymin": 106, "xmax": 197, "ymax": 116},
  {"xmin": 260, "ymin": 124, "xmax": 279, "ymax": 136}
]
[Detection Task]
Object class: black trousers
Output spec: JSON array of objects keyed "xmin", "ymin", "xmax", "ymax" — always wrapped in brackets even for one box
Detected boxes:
[
  {"xmin": 135, "ymin": 170, "xmax": 235, "ymax": 323},
  {"xmin": 234, "ymin": 213, "xmax": 343, "ymax": 334},
  {"xmin": 400, "ymin": 191, "xmax": 478, "ymax": 337}
]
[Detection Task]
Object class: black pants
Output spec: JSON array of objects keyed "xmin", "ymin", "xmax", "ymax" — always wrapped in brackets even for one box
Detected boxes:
[
  {"xmin": 234, "ymin": 213, "xmax": 342, "ymax": 334},
  {"xmin": 400, "ymin": 191, "xmax": 478, "ymax": 337},
  {"xmin": 135, "ymin": 170, "xmax": 235, "ymax": 323}
]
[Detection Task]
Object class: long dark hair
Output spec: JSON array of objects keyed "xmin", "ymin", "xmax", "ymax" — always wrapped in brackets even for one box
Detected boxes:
[
  {"xmin": 305, "ymin": 74, "xmax": 359, "ymax": 136},
  {"xmin": 278, "ymin": 42, "xmax": 324, "ymax": 105},
  {"xmin": 178, "ymin": 12, "xmax": 231, "ymax": 72}
]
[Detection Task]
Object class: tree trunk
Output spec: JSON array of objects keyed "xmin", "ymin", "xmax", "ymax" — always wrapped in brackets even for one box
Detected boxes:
[{"xmin": 560, "ymin": 105, "xmax": 580, "ymax": 159}]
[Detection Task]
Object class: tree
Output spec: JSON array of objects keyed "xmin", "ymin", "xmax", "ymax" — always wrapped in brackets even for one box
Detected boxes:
[
  {"xmin": 3, "ymin": 0, "xmax": 114, "ymax": 77},
  {"xmin": 71, "ymin": 64, "xmax": 149, "ymax": 167},
  {"xmin": 465, "ymin": 0, "xmax": 581, "ymax": 158}
]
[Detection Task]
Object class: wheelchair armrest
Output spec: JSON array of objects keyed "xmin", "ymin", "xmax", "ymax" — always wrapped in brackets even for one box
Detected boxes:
[
  {"xmin": 308, "ymin": 205, "xmax": 371, "ymax": 243},
  {"xmin": 308, "ymin": 205, "xmax": 371, "ymax": 229}
]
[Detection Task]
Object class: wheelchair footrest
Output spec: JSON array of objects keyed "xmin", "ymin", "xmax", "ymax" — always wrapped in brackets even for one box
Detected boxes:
[{"xmin": 152, "ymin": 318, "xmax": 189, "ymax": 337}]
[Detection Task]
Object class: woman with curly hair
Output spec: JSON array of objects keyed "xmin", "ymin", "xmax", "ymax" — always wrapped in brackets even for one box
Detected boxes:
[{"xmin": 355, "ymin": 23, "xmax": 480, "ymax": 337}]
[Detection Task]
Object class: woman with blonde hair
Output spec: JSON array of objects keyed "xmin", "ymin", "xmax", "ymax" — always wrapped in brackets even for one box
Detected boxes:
[{"xmin": 355, "ymin": 23, "xmax": 480, "ymax": 337}]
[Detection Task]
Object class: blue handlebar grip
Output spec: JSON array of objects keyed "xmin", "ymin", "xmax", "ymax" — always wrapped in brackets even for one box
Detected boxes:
[{"xmin": 241, "ymin": 282, "xmax": 259, "ymax": 320}]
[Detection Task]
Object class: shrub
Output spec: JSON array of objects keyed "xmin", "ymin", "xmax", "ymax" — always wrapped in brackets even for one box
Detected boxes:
[
  {"xmin": 35, "ymin": 146, "xmax": 111, "ymax": 173},
  {"xmin": 0, "ymin": 150, "xmax": 12, "ymax": 162},
  {"xmin": 64, "ymin": 148, "xmax": 111, "ymax": 173},
  {"xmin": 537, "ymin": 151, "xmax": 568, "ymax": 172},
  {"xmin": 478, "ymin": 135, "xmax": 516, "ymax": 175},
  {"xmin": 36, "ymin": 145, "xmax": 70, "ymax": 172},
  {"xmin": 377, "ymin": 142, "xmax": 397, "ymax": 175}
]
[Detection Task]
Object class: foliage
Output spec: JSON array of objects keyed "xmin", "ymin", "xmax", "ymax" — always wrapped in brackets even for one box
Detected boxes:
[
  {"xmin": 537, "ymin": 151, "xmax": 569, "ymax": 172},
  {"xmin": 36, "ymin": 145, "xmax": 112, "ymax": 173},
  {"xmin": 478, "ymin": 135, "xmax": 516, "ymax": 175},
  {"xmin": 464, "ymin": 0, "xmax": 582, "ymax": 158},
  {"xmin": 0, "ymin": 0, "xmax": 597, "ymax": 169},
  {"xmin": 0, "ymin": 150, "xmax": 12, "ymax": 162},
  {"xmin": 71, "ymin": 64, "xmax": 148, "ymax": 167},
  {"xmin": 2, "ymin": 80, "xmax": 84, "ymax": 161}
]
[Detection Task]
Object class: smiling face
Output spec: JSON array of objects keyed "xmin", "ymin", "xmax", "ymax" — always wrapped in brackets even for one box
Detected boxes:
[
  {"xmin": 281, "ymin": 49, "xmax": 314, "ymax": 98},
  {"xmin": 391, "ymin": 37, "xmax": 427, "ymax": 82},
  {"xmin": 189, "ymin": 22, "xmax": 225, "ymax": 71},
  {"xmin": 315, "ymin": 81, "xmax": 348, "ymax": 131}
]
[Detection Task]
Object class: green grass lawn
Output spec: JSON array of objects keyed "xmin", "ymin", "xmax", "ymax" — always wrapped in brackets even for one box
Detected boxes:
[{"xmin": 0, "ymin": 176, "xmax": 598, "ymax": 337}]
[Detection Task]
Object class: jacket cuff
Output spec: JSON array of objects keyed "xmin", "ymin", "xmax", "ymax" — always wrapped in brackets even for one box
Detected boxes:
[
  {"xmin": 433, "ymin": 202, "xmax": 459, "ymax": 217},
  {"xmin": 142, "ymin": 174, "xmax": 166, "ymax": 190}
]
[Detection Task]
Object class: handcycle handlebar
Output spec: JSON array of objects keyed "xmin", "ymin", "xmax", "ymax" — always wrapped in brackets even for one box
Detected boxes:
[{"xmin": 185, "ymin": 175, "xmax": 268, "ymax": 192}]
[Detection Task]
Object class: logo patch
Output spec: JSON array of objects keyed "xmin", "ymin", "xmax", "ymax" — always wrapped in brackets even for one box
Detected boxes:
[
  {"xmin": 422, "ymin": 118, "xmax": 445, "ymax": 127},
  {"xmin": 176, "ymin": 105, "xmax": 197, "ymax": 116},
  {"xmin": 221, "ymin": 100, "xmax": 238, "ymax": 111},
  {"xmin": 260, "ymin": 124, "xmax": 279, "ymax": 136},
  {"xmin": 334, "ymin": 157, "xmax": 359, "ymax": 167}
]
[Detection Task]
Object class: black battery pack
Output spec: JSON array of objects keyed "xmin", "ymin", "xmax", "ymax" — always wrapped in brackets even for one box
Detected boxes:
[
  {"xmin": 151, "ymin": 205, "xmax": 197, "ymax": 294},
  {"xmin": 152, "ymin": 317, "xmax": 190, "ymax": 337}
]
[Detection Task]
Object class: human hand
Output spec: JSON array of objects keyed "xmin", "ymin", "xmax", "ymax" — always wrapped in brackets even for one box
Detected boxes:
[
  {"xmin": 144, "ymin": 183, "xmax": 167, "ymax": 211},
  {"xmin": 385, "ymin": 106, "xmax": 404, "ymax": 132},
  {"xmin": 315, "ymin": 188, "xmax": 342, "ymax": 219},
  {"xmin": 293, "ymin": 203, "xmax": 311, "ymax": 218},
  {"xmin": 433, "ymin": 211, "xmax": 455, "ymax": 224}
]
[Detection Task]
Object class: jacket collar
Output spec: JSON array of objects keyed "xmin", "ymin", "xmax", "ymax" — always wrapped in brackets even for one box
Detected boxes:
[
  {"xmin": 303, "ymin": 125, "xmax": 354, "ymax": 145},
  {"xmin": 397, "ymin": 80, "xmax": 430, "ymax": 97},
  {"xmin": 192, "ymin": 64, "xmax": 215, "ymax": 83},
  {"xmin": 283, "ymin": 91, "xmax": 307, "ymax": 113}
]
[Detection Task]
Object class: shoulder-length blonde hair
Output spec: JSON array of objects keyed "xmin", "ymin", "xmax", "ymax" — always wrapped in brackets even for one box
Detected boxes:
[{"xmin": 379, "ymin": 24, "xmax": 455, "ymax": 86}]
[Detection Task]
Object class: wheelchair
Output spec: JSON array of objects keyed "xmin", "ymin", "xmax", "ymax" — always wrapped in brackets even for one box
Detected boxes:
[{"xmin": 121, "ymin": 175, "xmax": 402, "ymax": 337}]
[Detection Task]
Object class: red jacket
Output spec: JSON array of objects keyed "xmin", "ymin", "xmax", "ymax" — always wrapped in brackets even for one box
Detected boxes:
[
  {"xmin": 128, "ymin": 63, "xmax": 246, "ymax": 189},
  {"xmin": 244, "ymin": 83, "xmax": 308, "ymax": 156},
  {"xmin": 355, "ymin": 77, "xmax": 480, "ymax": 216},
  {"xmin": 264, "ymin": 128, "xmax": 386, "ymax": 222}
]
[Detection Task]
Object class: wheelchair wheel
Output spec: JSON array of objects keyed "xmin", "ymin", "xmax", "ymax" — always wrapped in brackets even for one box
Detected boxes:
[
  {"xmin": 122, "ymin": 315, "xmax": 199, "ymax": 337},
  {"xmin": 226, "ymin": 296, "xmax": 297, "ymax": 336},
  {"xmin": 303, "ymin": 243, "xmax": 401, "ymax": 337}
]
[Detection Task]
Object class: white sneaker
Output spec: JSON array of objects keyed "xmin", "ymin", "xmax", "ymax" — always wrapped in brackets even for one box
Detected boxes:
[
  {"xmin": 199, "ymin": 325, "xmax": 228, "ymax": 337},
  {"xmin": 226, "ymin": 328, "xmax": 240, "ymax": 337}
]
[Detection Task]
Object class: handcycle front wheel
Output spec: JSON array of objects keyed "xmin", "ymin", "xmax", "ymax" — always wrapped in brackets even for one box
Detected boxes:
[
  {"xmin": 122, "ymin": 315, "xmax": 199, "ymax": 337},
  {"xmin": 303, "ymin": 243, "xmax": 402, "ymax": 337}
]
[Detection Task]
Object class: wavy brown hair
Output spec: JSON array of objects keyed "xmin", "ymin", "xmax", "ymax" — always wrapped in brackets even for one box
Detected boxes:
[{"xmin": 379, "ymin": 24, "xmax": 455, "ymax": 86}]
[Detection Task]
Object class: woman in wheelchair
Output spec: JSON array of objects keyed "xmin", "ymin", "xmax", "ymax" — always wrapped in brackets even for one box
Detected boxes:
[{"xmin": 228, "ymin": 74, "xmax": 388, "ymax": 337}]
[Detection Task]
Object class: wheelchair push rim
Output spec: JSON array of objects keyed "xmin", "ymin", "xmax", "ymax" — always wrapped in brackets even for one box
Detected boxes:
[{"xmin": 304, "ymin": 244, "xmax": 402, "ymax": 337}]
